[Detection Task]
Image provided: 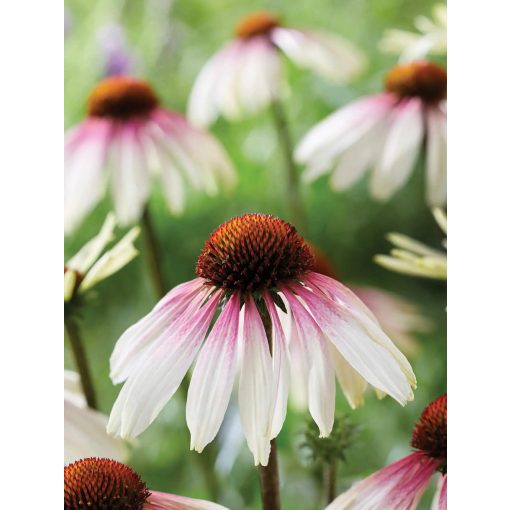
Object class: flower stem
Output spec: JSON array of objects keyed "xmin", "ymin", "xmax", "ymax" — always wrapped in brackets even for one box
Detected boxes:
[
  {"xmin": 270, "ymin": 98, "xmax": 306, "ymax": 233},
  {"xmin": 65, "ymin": 315, "xmax": 98, "ymax": 410},
  {"xmin": 325, "ymin": 460, "xmax": 337, "ymax": 504},
  {"xmin": 141, "ymin": 206, "xmax": 166, "ymax": 298},
  {"xmin": 258, "ymin": 301, "xmax": 281, "ymax": 510}
]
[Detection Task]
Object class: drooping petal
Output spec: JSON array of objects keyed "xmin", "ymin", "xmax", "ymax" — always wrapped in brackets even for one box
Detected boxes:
[
  {"xmin": 263, "ymin": 292, "xmax": 290, "ymax": 439},
  {"xmin": 64, "ymin": 119, "xmax": 112, "ymax": 234},
  {"xmin": 108, "ymin": 291, "xmax": 221, "ymax": 438},
  {"xmin": 432, "ymin": 474, "xmax": 447, "ymax": 510},
  {"xmin": 326, "ymin": 451, "xmax": 439, "ymax": 510},
  {"xmin": 238, "ymin": 295, "xmax": 273, "ymax": 465},
  {"xmin": 371, "ymin": 97, "xmax": 425, "ymax": 201},
  {"xmin": 280, "ymin": 287, "xmax": 336, "ymax": 437},
  {"xmin": 66, "ymin": 213, "xmax": 116, "ymax": 273},
  {"xmin": 296, "ymin": 94, "xmax": 395, "ymax": 181},
  {"xmin": 272, "ymin": 28, "xmax": 365, "ymax": 83},
  {"xmin": 109, "ymin": 122, "xmax": 150, "ymax": 226},
  {"xmin": 110, "ymin": 279, "xmax": 206, "ymax": 384},
  {"xmin": 425, "ymin": 105, "xmax": 447, "ymax": 207},
  {"xmin": 291, "ymin": 279, "xmax": 414, "ymax": 406},
  {"xmin": 145, "ymin": 490, "xmax": 228, "ymax": 510},
  {"xmin": 186, "ymin": 293, "xmax": 241, "ymax": 453}
]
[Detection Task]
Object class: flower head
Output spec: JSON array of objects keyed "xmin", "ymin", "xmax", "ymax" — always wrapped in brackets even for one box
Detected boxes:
[
  {"xmin": 296, "ymin": 60, "xmax": 446, "ymax": 206},
  {"xmin": 379, "ymin": 4, "xmax": 447, "ymax": 61},
  {"xmin": 327, "ymin": 394, "xmax": 447, "ymax": 510},
  {"xmin": 64, "ymin": 458, "xmax": 226, "ymax": 510},
  {"xmin": 375, "ymin": 208, "xmax": 447, "ymax": 279},
  {"xmin": 188, "ymin": 11, "xmax": 365, "ymax": 126},
  {"xmin": 109, "ymin": 214, "xmax": 415, "ymax": 466},
  {"xmin": 64, "ymin": 214, "xmax": 140, "ymax": 302},
  {"xmin": 65, "ymin": 371, "xmax": 128, "ymax": 464},
  {"xmin": 65, "ymin": 77, "xmax": 236, "ymax": 234}
]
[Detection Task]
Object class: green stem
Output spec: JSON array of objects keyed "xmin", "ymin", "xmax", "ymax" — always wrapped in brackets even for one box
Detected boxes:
[
  {"xmin": 257, "ymin": 301, "xmax": 281, "ymax": 510},
  {"xmin": 270, "ymin": 99, "xmax": 307, "ymax": 233},
  {"xmin": 141, "ymin": 206, "xmax": 166, "ymax": 298},
  {"xmin": 325, "ymin": 460, "xmax": 337, "ymax": 504},
  {"xmin": 65, "ymin": 315, "xmax": 98, "ymax": 410}
]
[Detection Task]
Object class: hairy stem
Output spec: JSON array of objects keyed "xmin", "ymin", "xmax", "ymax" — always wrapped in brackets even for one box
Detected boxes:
[
  {"xmin": 65, "ymin": 315, "xmax": 98, "ymax": 410},
  {"xmin": 257, "ymin": 301, "xmax": 281, "ymax": 510},
  {"xmin": 270, "ymin": 99, "xmax": 306, "ymax": 233},
  {"xmin": 141, "ymin": 206, "xmax": 166, "ymax": 298},
  {"xmin": 325, "ymin": 460, "xmax": 337, "ymax": 504}
]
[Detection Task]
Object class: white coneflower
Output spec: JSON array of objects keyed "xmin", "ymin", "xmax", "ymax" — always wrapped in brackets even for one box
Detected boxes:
[
  {"xmin": 108, "ymin": 214, "xmax": 416, "ymax": 466},
  {"xmin": 375, "ymin": 208, "xmax": 447, "ymax": 280}
]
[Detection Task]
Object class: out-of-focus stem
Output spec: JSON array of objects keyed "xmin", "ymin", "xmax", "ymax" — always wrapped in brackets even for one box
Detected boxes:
[
  {"xmin": 65, "ymin": 315, "xmax": 98, "ymax": 410},
  {"xmin": 270, "ymin": 98, "xmax": 307, "ymax": 233},
  {"xmin": 325, "ymin": 460, "xmax": 337, "ymax": 504},
  {"xmin": 141, "ymin": 206, "xmax": 166, "ymax": 298}
]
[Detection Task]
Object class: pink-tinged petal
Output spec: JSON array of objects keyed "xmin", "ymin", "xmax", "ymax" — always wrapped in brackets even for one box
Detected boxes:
[
  {"xmin": 425, "ymin": 105, "xmax": 447, "ymax": 207},
  {"xmin": 280, "ymin": 287, "xmax": 336, "ymax": 437},
  {"xmin": 327, "ymin": 342, "xmax": 368, "ymax": 409},
  {"xmin": 263, "ymin": 292, "xmax": 290, "ymax": 439},
  {"xmin": 432, "ymin": 474, "xmax": 447, "ymax": 510},
  {"xmin": 64, "ymin": 119, "xmax": 112, "ymax": 234},
  {"xmin": 108, "ymin": 291, "xmax": 221, "ymax": 439},
  {"xmin": 186, "ymin": 293, "xmax": 241, "ymax": 453},
  {"xmin": 146, "ymin": 490, "xmax": 228, "ymax": 510},
  {"xmin": 110, "ymin": 279, "xmax": 206, "ymax": 384},
  {"xmin": 238, "ymin": 295, "xmax": 273, "ymax": 466},
  {"xmin": 296, "ymin": 94, "xmax": 395, "ymax": 181},
  {"xmin": 371, "ymin": 97, "xmax": 425, "ymax": 201},
  {"xmin": 326, "ymin": 451, "xmax": 439, "ymax": 510},
  {"xmin": 271, "ymin": 28, "xmax": 365, "ymax": 83},
  {"xmin": 109, "ymin": 121, "xmax": 150, "ymax": 225},
  {"xmin": 291, "ymin": 279, "xmax": 414, "ymax": 405},
  {"xmin": 353, "ymin": 287, "xmax": 431, "ymax": 356}
]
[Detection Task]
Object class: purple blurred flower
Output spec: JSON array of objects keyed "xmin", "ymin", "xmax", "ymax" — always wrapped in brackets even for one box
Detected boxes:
[{"xmin": 97, "ymin": 23, "xmax": 137, "ymax": 77}]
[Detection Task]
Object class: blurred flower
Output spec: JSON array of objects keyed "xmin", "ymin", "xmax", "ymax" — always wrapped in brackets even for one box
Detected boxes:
[
  {"xmin": 379, "ymin": 4, "xmax": 447, "ymax": 61},
  {"xmin": 65, "ymin": 76, "xmax": 236, "ymax": 234},
  {"xmin": 64, "ymin": 8, "xmax": 73, "ymax": 38},
  {"xmin": 326, "ymin": 394, "xmax": 447, "ymax": 510},
  {"xmin": 97, "ymin": 23, "xmax": 137, "ymax": 77},
  {"xmin": 64, "ymin": 371, "xmax": 128, "ymax": 464},
  {"xmin": 296, "ymin": 60, "xmax": 446, "ymax": 206},
  {"xmin": 188, "ymin": 11, "xmax": 365, "ymax": 126},
  {"xmin": 108, "ymin": 214, "xmax": 415, "ymax": 466},
  {"xmin": 64, "ymin": 458, "xmax": 227, "ymax": 509},
  {"xmin": 64, "ymin": 213, "xmax": 140, "ymax": 302},
  {"xmin": 375, "ymin": 208, "xmax": 447, "ymax": 280}
]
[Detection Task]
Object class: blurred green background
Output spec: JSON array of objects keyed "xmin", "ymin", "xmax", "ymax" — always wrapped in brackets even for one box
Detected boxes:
[{"xmin": 64, "ymin": 0, "xmax": 446, "ymax": 508}]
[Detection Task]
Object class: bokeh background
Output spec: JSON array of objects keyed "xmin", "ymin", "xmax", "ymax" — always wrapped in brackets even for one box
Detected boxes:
[{"xmin": 64, "ymin": 0, "xmax": 446, "ymax": 508}]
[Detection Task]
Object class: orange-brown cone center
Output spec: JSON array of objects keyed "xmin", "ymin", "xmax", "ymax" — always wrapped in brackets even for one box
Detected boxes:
[
  {"xmin": 64, "ymin": 458, "xmax": 150, "ymax": 510},
  {"xmin": 196, "ymin": 214, "xmax": 314, "ymax": 291},
  {"xmin": 411, "ymin": 394, "xmax": 447, "ymax": 472},
  {"xmin": 235, "ymin": 11, "xmax": 280, "ymax": 39},
  {"xmin": 384, "ymin": 61, "xmax": 447, "ymax": 103},
  {"xmin": 87, "ymin": 77, "xmax": 159, "ymax": 119}
]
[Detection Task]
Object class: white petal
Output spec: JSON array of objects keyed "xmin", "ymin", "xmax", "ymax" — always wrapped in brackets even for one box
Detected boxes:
[
  {"xmin": 146, "ymin": 490, "xmax": 228, "ymax": 510},
  {"xmin": 371, "ymin": 98, "xmax": 425, "ymax": 201},
  {"xmin": 263, "ymin": 292, "xmax": 290, "ymax": 439},
  {"xmin": 425, "ymin": 105, "xmax": 447, "ymax": 206},
  {"xmin": 64, "ymin": 370, "xmax": 86, "ymax": 408},
  {"xmin": 272, "ymin": 28, "xmax": 365, "ymax": 83},
  {"xmin": 64, "ymin": 120, "xmax": 111, "ymax": 234},
  {"xmin": 281, "ymin": 287, "xmax": 336, "ymax": 437},
  {"xmin": 109, "ymin": 123, "xmax": 150, "ymax": 226},
  {"xmin": 291, "ymin": 281, "xmax": 414, "ymax": 405},
  {"xmin": 238, "ymin": 296, "xmax": 273, "ymax": 466},
  {"xmin": 186, "ymin": 293, "xmax": 241, "ymax": 453},
  {"xmin": 108, "ymin": 291, "xmax": 220, "ymax": 438}
]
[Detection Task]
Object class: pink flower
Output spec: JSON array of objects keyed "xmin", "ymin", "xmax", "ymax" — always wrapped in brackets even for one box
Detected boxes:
[
  {"xmin": 65, "ymin": 76, "xmax": 236, "ymax": 234},
  {"xmin": 296, "ymin": 60, "xmax": 447, "ymax": 206},
  {"xmin": 327, "ymin": 394, "xmax": 447, "ymax": 510},
  {"xmin": 188, "ymin": 11, "xmax": 365, "ymax": 126},
  {"xmin": 64, "ymin": 458, "xmax": 227, "ymax": 510},
  {"xmin": 108, "ymin": 214, "xmax": 416, "ymax": 466}
]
